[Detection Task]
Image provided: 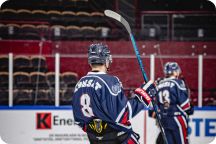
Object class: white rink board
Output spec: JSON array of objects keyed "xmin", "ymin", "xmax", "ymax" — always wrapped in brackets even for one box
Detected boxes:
[
  {"xmin": 0, "ymin": 107, "xmax": 89, "ymax": 144},
  {"xmin": 0, "ymin": 106, "xmax": 215, "ymax": 144},
  {"xmin": 146, "ymin": 107, "xmax": 216, "ymax": 144}
]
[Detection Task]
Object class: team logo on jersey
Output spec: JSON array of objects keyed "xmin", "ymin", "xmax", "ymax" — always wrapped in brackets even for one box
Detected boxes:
[
  {"xmin": 36, "ymin": 113, "xmax": 52, "ymax": 129},
  {"xmin": 112, "ymin": 83, "xmax": 121, "ymax": 94}
]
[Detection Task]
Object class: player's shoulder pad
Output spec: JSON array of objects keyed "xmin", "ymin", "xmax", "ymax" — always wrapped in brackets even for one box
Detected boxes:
[
  {"xmin": 81, "ymin": 74, "xmax": 122, "ymax": 96},
  {"xmin": 114, "ymin": 76, "xmax": 123, "ymax": 88},
  {"xmin": 155, "ymin": 77, "xmax": 164, "ymax": 85},
  {"xmin": 169, "ymin": 79, "xmax": 187, "ymax": 91},
  {"xmin": 107, "ymin": 75, "xmax": 122, "ymax": 96}
]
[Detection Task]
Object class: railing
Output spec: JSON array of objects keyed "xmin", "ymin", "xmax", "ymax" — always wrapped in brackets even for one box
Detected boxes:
[
  {"xmin": 140, "ymin": 11, "xmax": 216, "ymax": 41},
  {"xmin": 1, "ymin": 53, "xmax": 216, "ymax": 107}
]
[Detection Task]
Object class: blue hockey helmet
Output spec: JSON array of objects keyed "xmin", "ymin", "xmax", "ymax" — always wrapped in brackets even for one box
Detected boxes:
[
  {"xmin": 163, "ymin": 62, "xmax": 181, "ymax": 76},
  {"xmin": 88, "ymin": 43, "xmax": 112, "ymax": 65}
]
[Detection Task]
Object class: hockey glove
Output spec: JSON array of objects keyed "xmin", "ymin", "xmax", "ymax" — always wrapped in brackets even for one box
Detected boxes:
[
  {"xmin": 141, "ymin": 80, "xmax": 157, "ymax": 98},
  {"xmin": 134, "ymin": 80, "xmax": 157, "ymax": 107}
]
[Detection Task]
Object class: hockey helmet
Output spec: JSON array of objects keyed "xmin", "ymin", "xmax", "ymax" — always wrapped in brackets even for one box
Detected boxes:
[
  {"xmin": 88, "ymin": 43, "xmax": 112, "ymax": 65},
  {"xmin": 163, "ymin": 62, "xmax": 181, "ymax": 75}
]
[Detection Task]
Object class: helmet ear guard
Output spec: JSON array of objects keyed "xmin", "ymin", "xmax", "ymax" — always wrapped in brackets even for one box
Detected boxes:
[{"xmin": 106, "ymin": 54, "xmax": 112, "ymax": 64}]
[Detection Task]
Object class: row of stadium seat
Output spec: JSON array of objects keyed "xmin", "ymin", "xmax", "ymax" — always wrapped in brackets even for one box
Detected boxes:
[
  {"xmin": 0, "ymin": 55, "xmax": 46, "ymax": 65},
  {"xmin": 0, "ymin": 88, "xmax": 74, "ymax": 105},
  {"xmin": 0, "ymin": 71, "xmax": 78, "ymax": 89},
  {"xmin": 1, "ymin": 0, "xmax": 94, "ymax": 12},
  {"xmin": 0, "ymin": 24, "xmax": 109, "ymax": 30},
  {"xmin": 0, "ymin": 53, "xmax": 78, "ymax": 105},
  {"xmin": 0, "ymin": 9, "xmax": 106, "ymax": 26},
  {"xmin": 0, "ymin": 9, "xmax": 104, "ymax": 17},
  {"xmin": 0, "ymin": 24, "xmax": 110, "ymax": 30},
  {"xmin": 0, "ymin": 24, "xmax": 112, "ymax": 40},
  {"xmin": 191, "ymin": 97, "xmax": 216, "ymax": 106},
  {"xmin": 0, "ymin": 55, "xmax": 47, "ymax": 71},
  {"xmin": 190, "ymin": 89, "xmax": 216, "ymax": 106}
]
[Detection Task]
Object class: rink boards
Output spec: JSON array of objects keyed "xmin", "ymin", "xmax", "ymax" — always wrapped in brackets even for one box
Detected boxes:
[{"xmin": 0, "ymin": 106, "xmax": 215, "ymax": 144}]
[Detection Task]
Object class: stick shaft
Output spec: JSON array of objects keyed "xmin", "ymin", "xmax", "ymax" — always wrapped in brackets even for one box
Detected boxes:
[
  {"xmin": 130, "ymin": 34, "xmax": 148, "ymax": 82},
  {"xmin": 104, "ymin": 10, "xmax": 168, "ymax": 144},
  {"xmin": 130, "ymin": 34, "xmax": 168, "ymax": 144}
]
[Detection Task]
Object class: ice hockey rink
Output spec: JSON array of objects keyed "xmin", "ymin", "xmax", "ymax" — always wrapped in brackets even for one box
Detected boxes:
[{"xmin": 0, "ymin": 0, "xmax": 216, "ymax": 144}]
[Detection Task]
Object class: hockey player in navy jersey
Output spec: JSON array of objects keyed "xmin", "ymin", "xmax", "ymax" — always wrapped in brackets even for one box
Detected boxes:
[
  {"xmin": 72, "ymin": 43, "xmax": 157, "ymax": 144},
  {"xmin": 151, "ymin": 62, "xmax": 193, "ymax": 144}
]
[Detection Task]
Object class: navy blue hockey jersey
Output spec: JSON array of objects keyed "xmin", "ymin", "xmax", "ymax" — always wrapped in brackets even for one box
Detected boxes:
[
  {"xmin": 72, "ymin": 71, "xmax": 145, "ymax": 132},
  {"xmin": 156, "ymin": 77, "xmax": 190, "ymax": 117}
]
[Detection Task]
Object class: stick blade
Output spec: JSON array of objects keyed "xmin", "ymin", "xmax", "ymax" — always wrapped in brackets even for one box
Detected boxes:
[
  {"xmin": 104, "ymin": 10, "xmax": 121, "ymax": 22},
  {"xmin": 104, "ymin": 10, "xmax": 131, "ymax": 34}
]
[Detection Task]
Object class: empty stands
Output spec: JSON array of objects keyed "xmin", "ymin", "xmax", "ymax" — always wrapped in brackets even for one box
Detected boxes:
[
  {"xmin": 0, "ymin": 0, "xmax": 117, "ymax": 40},
  {"xmin": 13, "ymin": 72, "xmax": 30, "ymax": 88},
  {"xmin": 0, "ymin": 72, "xmax": 8, "ymax": 89},
  {"xmin": 13, "ymin": 89, "xmax": 33, "ymax": 105},
  {"xmin": 0, "ymin": 0, "xmax": 215, "ymax": 106},
  {"xmin": 0, "ymin": 53, "xmax": 79, "ymax": 106},
  {"xmin": 0, "ymin": 55, "xmax": 8, "ymax": 71},
  {"xmin": 0, "ymin": 89, "xmax": 8, "ymax": 105}
]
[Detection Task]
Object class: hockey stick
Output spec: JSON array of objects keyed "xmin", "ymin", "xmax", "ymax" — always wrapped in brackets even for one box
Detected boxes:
[{"xmin": 104, "ymin": 10, "xmax": 168, "ymax": 144}]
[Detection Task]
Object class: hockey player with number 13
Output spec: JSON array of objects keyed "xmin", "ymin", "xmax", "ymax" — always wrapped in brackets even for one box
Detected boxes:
[
  {"xmin": 152, "ymin": 62, "xmax": 193, "ymax": 144},
  {"xmin": 72, "ymin": 43, "xmax": 157, "ymax": 144}
]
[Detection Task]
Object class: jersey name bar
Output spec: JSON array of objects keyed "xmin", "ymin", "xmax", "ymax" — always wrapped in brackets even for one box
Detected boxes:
[
  {"xmin": 157, "ymin": 81, "xmax": 175, "ymax": 89},
  {"xmin": 75, "ymin": 79, "xmax": 102, "ymax": 92}
]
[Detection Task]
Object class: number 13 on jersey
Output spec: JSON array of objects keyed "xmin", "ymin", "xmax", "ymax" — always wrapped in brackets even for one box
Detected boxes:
[{"xmin": 158, "ymin": 90, "xmax": 170, "ymax": 104}]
